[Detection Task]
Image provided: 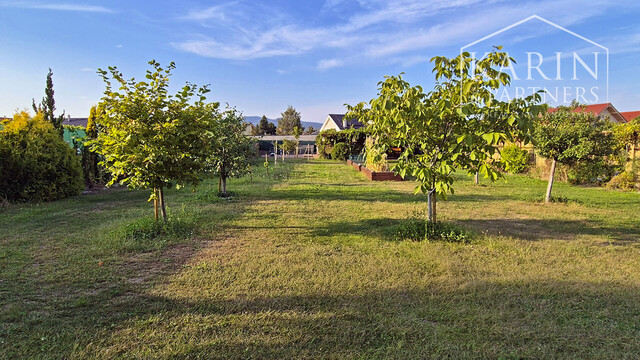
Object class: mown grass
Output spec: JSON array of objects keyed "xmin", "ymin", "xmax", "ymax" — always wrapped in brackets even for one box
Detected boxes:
[{"xmin": 0, "ymin": 159, "xmax": 638, "ymax": 359}]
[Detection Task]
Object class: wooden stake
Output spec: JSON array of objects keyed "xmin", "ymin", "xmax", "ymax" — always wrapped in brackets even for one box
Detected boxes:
[{"xmin": 153, "ymin": 188, "xmax": 159, "ymax": 221}]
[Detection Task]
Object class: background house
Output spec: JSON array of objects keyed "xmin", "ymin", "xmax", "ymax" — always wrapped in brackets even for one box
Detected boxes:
[
  {"xmin": 62, "ymin": 115, "xmax": 89, "ymax": 128},
  {"xmin": 547, "ymin": 103, "xmax": 626, "ymax": 123},
  {"xmin": 621, "ymin": 111, "xmax": 640, "ymax": 122},
  {"xmin": 319, "ymin": 114, "xmax": 364, "ymax": 132}
]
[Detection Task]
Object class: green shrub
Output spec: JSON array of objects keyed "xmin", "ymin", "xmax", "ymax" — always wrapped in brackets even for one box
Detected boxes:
[
  {"xmin": 501, "ymin": 144, "xmax": 531, "ymax": 173},
  {"xmin": 331, "ymin": 142, "xmax": 350, "ymax": 161},
  {"xmin": 316, "ymin": 143, "xmax": 329, "ymax": 159},
  {"xmin": 607, "ymin": 171, "xmax": 637, "ymax": 190},
  {"xmin": 568, "ymin": 160, "xmax": 616, "ymax": 185},
  {"xmin": 394, "ymin": 211, "xmax": 470, "ymax": 243},
  {"xmin": 0, "ymin": 112, "xmax": 84, "ymax": 202},
  {"xmin": 316, "ymin": 128, "xmax": 369, "ymax": 159}
]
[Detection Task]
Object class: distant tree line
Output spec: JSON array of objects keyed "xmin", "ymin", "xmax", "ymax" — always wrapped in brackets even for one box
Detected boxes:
[{"xmin": 250, "ymin": 106, "xmax": 316, "ymax": 136}]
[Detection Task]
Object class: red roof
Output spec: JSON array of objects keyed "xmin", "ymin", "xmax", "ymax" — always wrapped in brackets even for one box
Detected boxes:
[
  {"xmin": 546, "ymin": 103, "xmax": 626, "ymax": 123},
  {"xmin": 547, "ymin": 103, "xmax": 612, "ymax": 115},
  {"xmin": 621, "ymin": 111, "xmax": 640, "ymax": 122}
]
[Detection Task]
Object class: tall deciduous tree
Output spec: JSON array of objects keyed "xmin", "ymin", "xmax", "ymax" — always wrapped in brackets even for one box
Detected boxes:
[
  {"xmin": 277, "ymin": 106, "xmax": 302, "ymax": 135},
  {"xmin": 535, "ymin": 106, "xmax": 616, "ymax": 202},
  {"xmin": 346, "ymin": 49, "xmax": 543, "ymax": 223},
  {"xmin": 92, "ymin": 60, "xmax": 217, "ymax": 221},
  {"xmin": 209, "ymin": 108, "xmax": 255, "ymax": 197},
  {"xmin": 32, "ymin": 68, "xmax": 65, "ymax": 136}
]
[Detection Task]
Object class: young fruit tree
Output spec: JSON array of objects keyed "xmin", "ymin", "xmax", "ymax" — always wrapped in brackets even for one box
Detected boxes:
[
  {"xmin": 209, "ymin": 108, "xmax": 255, "ymax": 197},
  {"xmin": 92, "ymin": 60, "xmax": 218, "ymax": 221},
  {"xmin": 293, "ymin": 126, "xmax": 302, "ymax": 157},
  {"xmin": 281, "ymin": 139, "xmax": 297, "ymax": 156},
  {"xmin": 535, "ymin": 106, "xmax": 617, "ymax": 202},
  {"xmin": 346, "ymin": 49, "xmax": 543, "ymax": 224}
]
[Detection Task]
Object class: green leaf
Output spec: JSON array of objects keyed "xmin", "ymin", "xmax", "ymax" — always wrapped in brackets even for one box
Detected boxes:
[{"xmin": 462, "ymin": 80, "xmax": 472, "ymax": 95}]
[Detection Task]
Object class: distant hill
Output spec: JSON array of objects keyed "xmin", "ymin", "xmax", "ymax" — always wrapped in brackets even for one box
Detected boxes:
[{"xmin": 243, "ymin": 116, "xmax": 322, "ymax": 131}]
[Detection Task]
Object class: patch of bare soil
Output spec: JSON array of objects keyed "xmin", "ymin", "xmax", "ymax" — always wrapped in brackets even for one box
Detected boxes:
[{"xmin": 120, "ymin": 242, "xmax": 201, "ymax": 286}]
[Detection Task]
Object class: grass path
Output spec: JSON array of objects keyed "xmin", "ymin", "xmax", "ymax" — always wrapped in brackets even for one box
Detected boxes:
[{"xmin": 1, "ymin": 160, "xmax": 639, "ymax": 359}]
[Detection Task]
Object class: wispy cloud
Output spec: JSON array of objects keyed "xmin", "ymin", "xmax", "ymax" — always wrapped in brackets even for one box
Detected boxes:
[
  {"xmin": 598, "ymin": 28, "xmax": 640, "ymax": 55},
  {"xmin": 317, "ymin": 59, "xmax": 343, "ymax": 70},
  {"xmin": 173, "ymin": 0, "xmax": 639, "ymax": 69},
  {"xmin": 0, "ymin": 1, "xmax": 113, "ymax": 13},
  {"xmin": 182, "ymin": 2, "xmax": 236, "ymax": 22},
  {"xmin": 174, "ymin": 0, "xmax": 486, "ymax": 62}
]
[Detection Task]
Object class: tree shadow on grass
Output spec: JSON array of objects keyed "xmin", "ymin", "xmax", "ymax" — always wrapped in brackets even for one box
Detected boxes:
[
  {"xmin": 309, "ymin": 218, "xmax": 406, "ymax": 241},
  {"xmin": 305, "ymin": 216, "xmax": 639, "ymax": 245},
  {"xmin": 446, "ymin": 193, "xmax": 523, "ymax": 203},
  {"xmin": 456, "ymin": 218, "xmax": 640, "ymax": 244},
  {"xmin": 261, "ymin": 184, "xmax": 530, "ymax": 205},
  {"xmin": 41, "ymin": 278, "xmax": 640, "ymax": 358}
]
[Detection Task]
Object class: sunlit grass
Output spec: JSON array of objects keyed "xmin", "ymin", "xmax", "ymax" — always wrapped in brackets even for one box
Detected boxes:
[{"xmin": 1, "ymin": 159, "xmax": 638, "ymax": 359}]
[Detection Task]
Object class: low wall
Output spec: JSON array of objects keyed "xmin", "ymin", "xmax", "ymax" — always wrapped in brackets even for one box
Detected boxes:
[
  {"xmin": 347, "ymin": 160, "xmax": 403, "ymax": 181},
  {"xmin": 347, "ymin": 159, "xmax": 361, "ymax": 171}
]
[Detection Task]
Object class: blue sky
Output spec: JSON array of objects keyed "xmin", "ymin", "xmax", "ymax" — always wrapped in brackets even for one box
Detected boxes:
[{"xmin": 1, "ymin": 0, "xmax": 640, "ymax": 123}]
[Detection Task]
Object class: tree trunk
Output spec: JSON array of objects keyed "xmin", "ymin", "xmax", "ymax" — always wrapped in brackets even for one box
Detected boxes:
[
  {"xmin": 218, "ymin": 176, "xmax": 222, "ymax": 193},
  {"xmin": 221, "ymin": 175, "xmax": 227, "ymax": 196},
  {"xmin": 474, "ymin": 171, "xmax": 479, "ymax": 185},
  {"xmin": 545, "ymin": 159, "xmax": 557, "ymax": 203},
  {"xmin": 153, "ymin": 188, "xmax": 159, "ymax": 221},
  {"xmin": 427, "ymin": 189, "xmax": 437, "ymax": 224},
  {"xmin": 159, "ymin": 187, "xmax": 167, "ymax": 222},
  {"xmin": 296, "ymin": 144, "xmax": 299, "ymax": 158},
  {"xmin": 431, "ymin": 191, "xmax": 437, "ymax": 224},
  {"xmin": 274, "ymin": 143, "xmax": 277, "ymax": 165}
]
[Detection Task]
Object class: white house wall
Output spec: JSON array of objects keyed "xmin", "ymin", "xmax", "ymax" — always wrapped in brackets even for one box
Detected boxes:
[{"xmin": 319, "ymin": 116, "xmax": 340, "ymax": 132}]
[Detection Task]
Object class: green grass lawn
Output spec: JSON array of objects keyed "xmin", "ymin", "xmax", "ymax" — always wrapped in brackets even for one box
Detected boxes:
[{"xmin": 1, "ymin": 159, "xmax": 639, "ymax": 359}]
